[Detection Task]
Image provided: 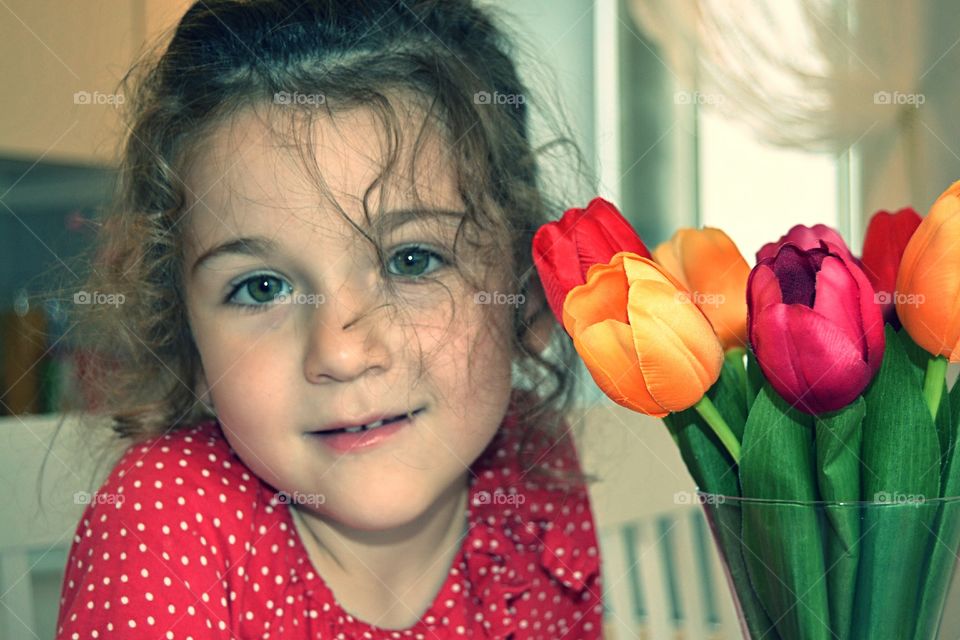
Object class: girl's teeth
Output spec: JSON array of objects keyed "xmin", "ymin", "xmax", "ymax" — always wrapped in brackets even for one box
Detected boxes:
[{"xmin": 342, "ymin": 418, "xmax": 387, "ymax": 434}]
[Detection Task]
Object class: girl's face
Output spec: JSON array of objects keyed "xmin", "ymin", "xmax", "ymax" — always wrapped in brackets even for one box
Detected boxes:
[{"xmin": 182, "ymin": 104, "xmax": 515, "ymax": 531}]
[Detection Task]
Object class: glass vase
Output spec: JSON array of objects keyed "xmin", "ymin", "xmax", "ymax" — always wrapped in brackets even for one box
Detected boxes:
[{"xmin": 698, "ymin": 491, "xmax": 960, "ymax": 639}]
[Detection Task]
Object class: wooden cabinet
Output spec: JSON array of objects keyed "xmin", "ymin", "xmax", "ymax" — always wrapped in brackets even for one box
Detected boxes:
[{"xmin": 0, "ymin": 0, "xmax": 192, "ymax": 166}]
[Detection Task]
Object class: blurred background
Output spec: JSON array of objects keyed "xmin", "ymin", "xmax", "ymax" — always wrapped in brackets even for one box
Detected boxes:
[{"xmin": 1, "ymin": 1, "xmax": 959, "ymax": 638}]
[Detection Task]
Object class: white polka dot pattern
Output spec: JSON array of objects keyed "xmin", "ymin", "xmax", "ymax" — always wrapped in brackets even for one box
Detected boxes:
[{"xmin": 55, "ymin": 396, "xmax": 603, "ymax": 638}]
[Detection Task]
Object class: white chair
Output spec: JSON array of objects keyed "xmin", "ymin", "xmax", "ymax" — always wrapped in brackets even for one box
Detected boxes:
[
  {"xmin": 0, "ymin": 412, "xmax": 118, "ymax": 640},
  {"xmin": 576, "ymin": 400, "xmax": 743, "ymax": 639}
]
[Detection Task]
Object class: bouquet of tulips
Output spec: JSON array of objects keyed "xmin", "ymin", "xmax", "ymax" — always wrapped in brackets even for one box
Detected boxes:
[{"xmin": 533, "ymin": 181, "xmax": 960, "ymax": 639}]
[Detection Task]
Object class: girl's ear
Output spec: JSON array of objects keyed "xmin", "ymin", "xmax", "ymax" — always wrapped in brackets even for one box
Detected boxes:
[{"xmin": 518, "ymin": 277, "xmax": 557, "ymax": 357}]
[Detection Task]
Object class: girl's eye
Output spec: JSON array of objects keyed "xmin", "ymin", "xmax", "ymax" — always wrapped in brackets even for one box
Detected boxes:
[
  {"xmin": 226, "ymin": 274, "xmax": 292, "ymax": 309},
  {"xmin": 386, "ymin": 245, "xmax": 447, "ymax": 278}
]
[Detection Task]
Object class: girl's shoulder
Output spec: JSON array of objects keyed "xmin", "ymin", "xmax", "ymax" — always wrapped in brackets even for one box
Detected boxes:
[
  {"xmin": 108, "ymin": 419, "xmax": 252, "ymax": 493},
  {"xmin": 94, "ymin": 419, "xmax": 261, "ymax": 526},
  {"xmin": 56, "ymin": 419, "xmax": 267, "ymax": 639}
]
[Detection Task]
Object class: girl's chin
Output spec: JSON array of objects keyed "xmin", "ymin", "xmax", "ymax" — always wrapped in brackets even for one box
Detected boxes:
[{"xmin": 304, "ymin": 482, "xmax": 465, "ymax": 533}]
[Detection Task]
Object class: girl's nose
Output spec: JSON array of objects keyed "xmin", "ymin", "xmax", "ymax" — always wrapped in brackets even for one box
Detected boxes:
[{"xmin": 302, "ymin": 284, "xmax": 392, "ymax": 384}]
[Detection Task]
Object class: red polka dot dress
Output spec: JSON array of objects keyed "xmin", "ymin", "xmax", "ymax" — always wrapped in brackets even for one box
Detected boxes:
[{"xmin": 56, "ymin": 397, "xmax": 604, "ymax": 639}]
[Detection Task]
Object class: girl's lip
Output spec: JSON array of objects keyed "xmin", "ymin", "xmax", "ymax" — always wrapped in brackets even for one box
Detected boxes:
[
  {"xmin": 312, "ymin": 407, "xmax": 425, "ymax": 434},
  {"xmin": 309, "ymin": 409, "xmax": 422, "ymax": 454}
]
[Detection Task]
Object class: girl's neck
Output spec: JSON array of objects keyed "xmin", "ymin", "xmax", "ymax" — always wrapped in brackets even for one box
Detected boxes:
[{"xmin": 291, "ymin": 473, "xmax": 471, "ymax": 628}]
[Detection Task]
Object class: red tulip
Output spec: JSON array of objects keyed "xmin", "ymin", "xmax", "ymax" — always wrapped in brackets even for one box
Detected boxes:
[
  {"xmin": 860, "ymin": 207, "xmax": 923, "ymax": 329},
  {"xmin": 747, "ymin": 241, "xmax": 885, "ymax": 414},
  {"xmin": 757, "ymin": 223, "xmax": 856, "ymax": 264},
  {"xmin": 533, "ymin": 198, "xmax": 651, "ymax": 324}
]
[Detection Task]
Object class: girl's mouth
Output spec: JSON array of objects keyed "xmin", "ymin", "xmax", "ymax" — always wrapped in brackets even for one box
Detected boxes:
[
  {"xmin": 318, "ymin": 407, "xmax": 425, "ymax": 434},
  {"xmin": 310, "ymin": 408, "xmax": 425, "ymax": 453}
]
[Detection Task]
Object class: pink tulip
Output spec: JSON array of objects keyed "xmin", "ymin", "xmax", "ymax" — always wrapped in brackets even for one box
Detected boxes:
[
  {"xmin": 756, "ymin": 223, "xmax": 856, "ymax": 264},
  {"xmin": 747, "ymin": 241, "xmax": 885, "ymax": 414}
]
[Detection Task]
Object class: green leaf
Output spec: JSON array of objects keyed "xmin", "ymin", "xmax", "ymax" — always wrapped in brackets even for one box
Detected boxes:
[
  {"xmin": 899, "ymin": 329, "xmax": 953, "ymax": 484},
  {"xmin": 898, "ymin": 325, "xmax": 929, "ymax": 385},
  {"xmin": 665, "ymin": 361, "xmax": 774, "ymax": 637},
  {"xmin": 815, "ymin": 398, "xmax": 865, "ymax": 640},
  {"xmin": 664, "ymin": 360, "xmax": 747, "ymax": 495},
  {"xmin": 952, "ymin": 368, "xmax": 960, "ymax": 419},
  {"xmin": 725, "ymin": 347, "xmax": 750, "ymax": 417},
  {"xmin": 852, "ymin": 324, "xmax": 941, "ymax": 640},
  {"xmin": 913, "ymin": 369, "xmax": 960, "ymax": 639},
  {"xmin": 713, "ymin": 359, "xmax": 749, "ymax": 441},
  {"xmin": 739, "ymin": 384, "xmax": 831, "ymax": 640},
  {"xmin": 860, "ymin": 325, "xmax": 941, "ymax": 498},
  {"xmin": 664, "ymin": 411, "xmax": 738, "ymax": 499},
  {"xmin": 746, "ymin": 347, "xmax": 765, "ymax": 411}
]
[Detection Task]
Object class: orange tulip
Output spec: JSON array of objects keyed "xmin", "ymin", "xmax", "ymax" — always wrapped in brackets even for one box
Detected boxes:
[
  {"xmin": 561, "ymin": 251, "xmax": 724, "ymax": 417},
  {"xmin": 653, "ymin": 228, "xmax": 751, "ymax": 352},
  {"xmin": 896, "ymin": 179, "xmax": 960, "ymax": 362}
]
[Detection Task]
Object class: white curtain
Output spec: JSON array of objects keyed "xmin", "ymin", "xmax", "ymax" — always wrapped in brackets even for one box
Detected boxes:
[{"xmin": 626, "ymin": 0, "xmax": 928, "ymax": 207}]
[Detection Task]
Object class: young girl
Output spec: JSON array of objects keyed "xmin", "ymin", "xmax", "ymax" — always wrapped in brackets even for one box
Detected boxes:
[{"xmin": 55, "ymin": 1, "xmax": 603, "ymax": 637}]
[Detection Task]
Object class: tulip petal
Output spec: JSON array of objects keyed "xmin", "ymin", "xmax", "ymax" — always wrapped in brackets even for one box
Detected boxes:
[
  {"xmin": 812, "ymin": 254, "xmax": 867, "ymax": 358},
  {"xmin": 679, "ymin": 229, "xmax": 751, "ymax": 351},
  {"xmin": 896, "ymin": 185, "xmax": 960, "ymax": 361},
  {"xmin": 753, "ymin": 304, "xmax": 874, "ymax": 414},
  {"xmin": 580, "ymin": 200, "xmax": 651, "ymax": 263},
  {"xmin": 747, "ymin": 264, "xmax": 783, "ymax": 315},
  {"xmin": 533, "ymin": 223, "xmax": 584, "ymax": 321},
  {"xmin": 652, "ymin": 234, "xmax": 692, "ymax": 290},
  {"xmin": 860, "ymin": 208, "xmax": 922, "ymax": 299},
  {"xmin": 627, "ymin": 279, "xmax": 724, "ymax": 413},
  {"xmin": 772, "ymin": 245, "xmax": 818, "ymax": 306},
  {"xmin": 757, "ymin": 223, "xmax": 854, "ymax": 263},
  {"xmin": 561, "ymin": 260, "xmax": 630, "ymax": 336},
  {"xmin": 572, "ymin": 318, "xmax": 667, "ymax": 416}
]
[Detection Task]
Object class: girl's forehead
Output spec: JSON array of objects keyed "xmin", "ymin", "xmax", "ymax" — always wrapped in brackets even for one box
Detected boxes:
[{"xmin": 182, "ymin": 104, "xmax": 463, "ymax": 240}]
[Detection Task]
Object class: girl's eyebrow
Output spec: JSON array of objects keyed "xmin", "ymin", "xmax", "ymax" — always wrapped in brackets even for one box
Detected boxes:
[
  {"xmin": 190, "ymin": 236, "xmax": 278, "ymax": 277},
  {"xmin": 190, "ymin": 208, "xmax": 465, "ymax": 277},
  {"xmin": 368, "ymin": 207, "xmax": 465, "ymax": 234}
]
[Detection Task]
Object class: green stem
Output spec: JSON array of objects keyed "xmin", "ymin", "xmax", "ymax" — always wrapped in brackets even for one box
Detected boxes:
[
  {"xmin": 923, "ymin": 355, "xmax": 949, "ymax": 421},
  {"xmin": 694, "ymin": 395, "xmax": 741, "ymax": 464}
]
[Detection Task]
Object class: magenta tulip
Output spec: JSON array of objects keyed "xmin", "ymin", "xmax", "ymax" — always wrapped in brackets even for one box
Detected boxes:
[
  {"xmin": 860, "ymin": 207, "xmax": 923, "ymax": 329},
  {"xmin": 747, "ymin": 241, "xmax": 885, "ymax": 414},
  {"xmin": 756, "ymin": 223, "xmax": 856, "ymax": 264}
]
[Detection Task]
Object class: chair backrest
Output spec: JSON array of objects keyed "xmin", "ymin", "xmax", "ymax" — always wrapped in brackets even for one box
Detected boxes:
[
  {"xmin": 0, "ymin": 412, "xmax": 118, "ymax": 640},
  {"xmin": 575, "ymin": 400, "xmax": 744, "ymax": 639}
]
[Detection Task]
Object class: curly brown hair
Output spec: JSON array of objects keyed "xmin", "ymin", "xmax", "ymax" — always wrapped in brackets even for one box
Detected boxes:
[{"xmin": 47, "ymin": 0, "xmax": 598, "ymax": 487}]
